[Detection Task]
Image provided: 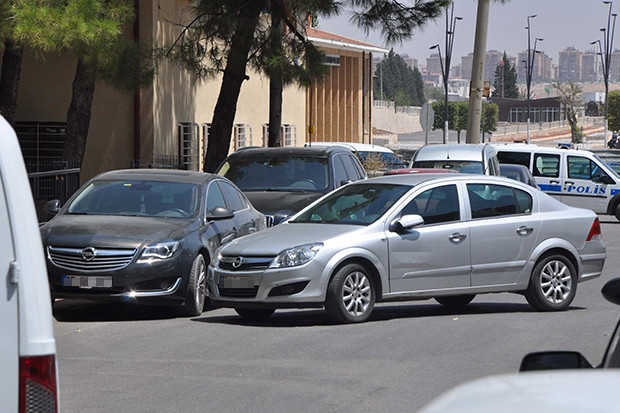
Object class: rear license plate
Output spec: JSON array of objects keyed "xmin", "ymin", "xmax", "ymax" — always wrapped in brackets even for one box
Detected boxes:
[
  {"xmin": 219, "ymin": 275, "xmax": 254, "ymax": 289},
  {"xmin": 62, "ymin": 275, "xmax": 113, "ymax": 289}
]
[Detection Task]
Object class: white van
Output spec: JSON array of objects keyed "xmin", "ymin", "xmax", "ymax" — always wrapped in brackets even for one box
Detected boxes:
[
  {"xmin": 495, "ymin": 143, "xmax": 620, "ymax": 220},
  {"xmin": 0, "ymin": 117, "xmax": 58, "ymax": 412},
  {"xmin": 410, "ymin": 143, "xmax": 501, "ymax": 176}
]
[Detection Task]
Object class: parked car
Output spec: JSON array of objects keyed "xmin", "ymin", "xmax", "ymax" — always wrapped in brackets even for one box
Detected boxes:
[
  {"xmin": 305, "ymin": 141, "xmax": 407, "ymax": 175},
  {"xmin": 207, "ymin": 173, "xmax": 606, "ymax": 323},
  {"xmin": 0, "ymin": 116, "xmax": 58, "ymax": 412},
  {"xmin": 499, "ymin": 163, "xmax": 539, "ymax": 188},
  {"xmin": 591, "ymin": 149, "xmax": 620, "ymax": 174},
  {"xmin": 216, "ymin": 146, "xmax": 367, "ymax": 225},
  {"xmin": 40, "ymin": 169, "xmax": 266, "ymax": 316},
  {"xmin": 411, "ymin": 143, "xmax": 501, "ymax": 176},
  {"xmin": 417, "ymin": 276, "xmax": 620, "ymax": 413}
]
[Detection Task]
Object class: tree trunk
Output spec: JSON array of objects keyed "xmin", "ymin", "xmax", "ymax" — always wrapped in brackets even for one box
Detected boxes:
[
  {"xmin": 203, "ymin": 1, "xmax": 265, "ymax": 172},
  {"xmin": 0, "ymin": 41, "xmax": 24, "ymax": 127},
  {"xmin": 268, "ymin": 0, "xmax": 283, "ymax": 147},
  {"xmin": 64, "ymin": 57, "xmax": 97, "ymax": 167},
  {"xmin": 466, "ymin": 0, "xmax": 490, "ymax": 143}
]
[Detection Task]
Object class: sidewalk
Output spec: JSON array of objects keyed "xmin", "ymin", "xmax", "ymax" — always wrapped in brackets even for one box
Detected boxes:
[{"xmin": 491, "ymin": 123, "xmax": 607, "ymax": 150}]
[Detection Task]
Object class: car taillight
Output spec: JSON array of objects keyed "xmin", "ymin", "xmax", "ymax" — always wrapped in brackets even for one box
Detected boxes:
[
  {"xmin": 19, "ymin": 355, "xmax": 58, "ymax": 413},
  {"xmin": 586, "ymin": 217, "xmax": 602, "ymax": 241}
]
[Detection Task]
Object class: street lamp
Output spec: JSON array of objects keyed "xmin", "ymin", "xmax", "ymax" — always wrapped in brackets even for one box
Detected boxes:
[
  {"xmin": 525, "ymin": 14, "xmax": 540, "ymax": 144},
  {"xmin": 598, "ymin": 1, "xmax": 617, "ymax": 141},
  {"xmin": 430, "ymin": 4, "xmax": 462, "ymax": 144}
]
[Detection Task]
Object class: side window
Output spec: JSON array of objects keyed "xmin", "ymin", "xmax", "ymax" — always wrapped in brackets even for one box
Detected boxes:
[
  {"xmin": 332, "ymin": 155, "xmax": 349, "ymax": 186},
  {"xmin": 340, "ymin": 154, "xmax": 364, "ymax": 182},
  {"xmin": 207, "ymin": 182, "xmax": 227, "ymax": 211},
  {"xmin": 533, "ymin": 153, "xmax": 560, "ymax": 178},
  {"xmin": 497, "ymin": 151, "xmax": 530, "ymax": 167},
  {"xmin": 409, "ymin": 184, "xmax": 459, "ymax": 225},
  {"xmin": 567, "ymin": 156, "xmax": 593, "ymax": 180},
  {"xmin": 218, "ymin": 181, "xmax": 247, "ymax": 212},
  {"xmin": 467, "ymin": 183, "xmax": 532, "ymax": 218}
]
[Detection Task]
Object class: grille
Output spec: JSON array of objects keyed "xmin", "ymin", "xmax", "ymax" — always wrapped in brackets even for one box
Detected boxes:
[
  {"xmin": 218, "ymin": 286, "xmax": 259, "ymax": 298},
  {"xmin": 218, "ymin": 256, "xmax": 274, "ymax": 271},
  {"xmin": 48, "ymin": 246, "xmax": 136, "ymax": 272},
  {"xmin": 25, "ymin": 379, "xmax": 56, "ymax": 413}
]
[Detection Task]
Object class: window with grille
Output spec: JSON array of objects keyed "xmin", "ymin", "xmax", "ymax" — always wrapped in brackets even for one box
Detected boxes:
[
  {"xmin": 261, "ymin": 124, "xmax": 297, "ymax": 147},
  {"xmin": 234, "ymin": 124, "xmax": 252, "ymax": 149},
  {"xmin": 178, "ymin": 122, "xmax": 200, "ymax": 171}
]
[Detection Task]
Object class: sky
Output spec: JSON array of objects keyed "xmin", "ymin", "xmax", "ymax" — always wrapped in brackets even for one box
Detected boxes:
[{"xmin": 319, "ymin": 0, "xmax": 613, "ymax": 64}]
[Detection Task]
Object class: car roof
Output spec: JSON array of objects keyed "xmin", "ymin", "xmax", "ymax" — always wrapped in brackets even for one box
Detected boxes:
[
  {"xmin": 92, "ymin": 169, "xmax": 216, "ymax": 185},
  {"xmin": 305, "ymin": 141, "xmax": 395, "ymax": 153},
  {"xmin": 225, "ymin": 146, "xmax": 349, "ymax": 159},
  {"xmin": 418, "ymin": 370, "xmax": 620, "ymax": 413},
  {"xmin": 493, "ymin": 142, "xmax": 596, "ymax": 157},
  {"xmin": 414, "ymin": 144, "xmax": 495, "ymax": 161}
]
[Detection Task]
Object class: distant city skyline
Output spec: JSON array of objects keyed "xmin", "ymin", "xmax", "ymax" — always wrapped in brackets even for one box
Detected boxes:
[{"xmin": 319, "ymin": 0, "xmax": 617, "ymax": 63}]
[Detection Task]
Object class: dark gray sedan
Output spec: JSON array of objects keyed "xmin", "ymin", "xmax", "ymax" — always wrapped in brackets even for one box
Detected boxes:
[{"xmin": 40, "ymin": 169, "xmax": 265, "ymax": 316}]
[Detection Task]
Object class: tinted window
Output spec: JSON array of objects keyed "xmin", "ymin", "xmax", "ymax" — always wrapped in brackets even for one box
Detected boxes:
[
  {"xmin": 333, "ymin": 155, "xmax": 349, "ymax": 186},
  {"xmin": 340, "ymin": 153, "xmax": 363, "ymax": 182},
  {"xmin": 467, "ymin": 183, "xmax": 532, "ymax": 218},
  {"xmin": 207, "ymin": 182, "xmax": 227, "ymax": 210},
  {"xmin": 533, "ymin": 153, "xmax": 560, "ymax": 178},
  {"xmin": 497, "ymin": 151, "xmax": 530, "ymax": 167},
  {"xmin": 409, "ymin": 184, "xmax": 460, "ymax": 225},
  {"xmin": 413, "ymin": 160, "xmax": 483, "ymax": 174},
  {"xmin": 220, "ymin": 156, "xmax": 329, "ymax": 192},
  {"xmin": 218, "ymin": 181, "xmax": 246, "ymax": 211}
]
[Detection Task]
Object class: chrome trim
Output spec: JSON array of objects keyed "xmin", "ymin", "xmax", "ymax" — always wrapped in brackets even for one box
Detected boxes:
[{"xmin": 120, "ymin": 277, "xmax": 183, "ymax": 298}]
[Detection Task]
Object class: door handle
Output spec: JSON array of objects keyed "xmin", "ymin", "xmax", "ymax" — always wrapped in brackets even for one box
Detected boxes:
[
  {"xmin": 564, "ymin": 181, "xmax": 574, "ymax": 185},
  {"xmin": 449, "ymin": 233, "xmax": 467, "ymax": 243},
  {"xmin": 517, "ymin": 226, "xmax": 534, "ymax": 236},
  {"xmin": 550, "ymin": 180, "xmax": 561, "ymax": 184}
]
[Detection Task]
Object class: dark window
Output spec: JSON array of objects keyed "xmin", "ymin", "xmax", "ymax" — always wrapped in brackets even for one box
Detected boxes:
[
  {"xmin": 218, "ymin": 181, "xmax": 246, "ymax": 211},
  {"xmin": 411, "ymin": 184, "xmax": 460, "ymax": 225},
  {"xmin": 207, "ymin": 182, "xmax": 227, "ymax": 211},
  {"xmin": 533, "ymin": 153, "xmax": 560, "ymax": 178},
  {"xmin": 497, "ymin": 151, "xmax": 530, "ymax": 167},
  {"xmin": 467, "ymin": 183, "xmax": 532, "ymax": 218}
]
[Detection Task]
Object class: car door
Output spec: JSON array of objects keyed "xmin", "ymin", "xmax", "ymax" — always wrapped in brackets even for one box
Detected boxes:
[
  {"xmin": 205, "ymin": 181, "xmax": 237, "ymax": 245},
  {"xmin": 467, "ymin": 182, "xmax": 541, "ymax": 286},
  {"xmin": 387, "ymin": 184, "xmax": 471, "ymax": 292},
  {"xmin": 218, "ymin": 180, "xmax": 260, "ymax": 236},
  {"xmin": 562, "ymin": 154, "xmax": 612, "ymax": 214}
]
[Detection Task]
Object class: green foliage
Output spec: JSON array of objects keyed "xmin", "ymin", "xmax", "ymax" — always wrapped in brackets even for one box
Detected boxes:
[
  {"xmin": 608, "ymin": 91, "xmax": 620, "ymax": 133},
  {"xmin": 374, "ymin": 49, "xmax": 425, "ymax": 106},
  {"xmin": 481, "ymin": 102, "xmax": 499, "ymax": 134},
  {"xmin": 491, "ymin": 52, "xmax": 518, "ymax": 99}
]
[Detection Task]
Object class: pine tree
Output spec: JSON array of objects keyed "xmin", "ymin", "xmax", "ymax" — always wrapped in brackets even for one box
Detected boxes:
[
  {"xmin": 491, "ymin": 52, "xmax": 518, "ymax": 99},
  {"xmin": 374, "ymin": 49, "xmax": 426, "ymax": 107}
]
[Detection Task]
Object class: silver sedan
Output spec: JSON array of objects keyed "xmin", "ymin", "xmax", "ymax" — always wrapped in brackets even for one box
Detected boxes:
[{"xmin": 207, "ymin": 174, "xmax": 606, "ymax": 323}]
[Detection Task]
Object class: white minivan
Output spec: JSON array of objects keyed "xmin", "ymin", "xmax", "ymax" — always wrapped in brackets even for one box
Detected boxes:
[
  {"xmin": 495, "ymin": 143, "xmax": 620, "ymax": 221},
  {"xmin": 0, "ymin": 116, "xmax": 58, "ymax": 412}
]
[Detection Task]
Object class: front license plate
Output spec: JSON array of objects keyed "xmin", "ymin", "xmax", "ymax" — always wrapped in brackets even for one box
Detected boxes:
[
  {"xmin": 219, "ymin": 275, "xmax": 254, "ymax": 289},
  {"xmin": 62, "ymin": 275, "xmax": 113, "ymax": 289}
]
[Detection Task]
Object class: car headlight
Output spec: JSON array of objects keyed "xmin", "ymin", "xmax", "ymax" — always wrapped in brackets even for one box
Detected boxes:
[
  {"xmin": 139, "ymin": 241, "xmax": 180, "ymax": 262},
  {"xmin": 269, "ymin": 243, "xmax": 323, "ymax": 268}
]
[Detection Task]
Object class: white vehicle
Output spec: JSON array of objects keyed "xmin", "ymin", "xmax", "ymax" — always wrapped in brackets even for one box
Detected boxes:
[
  {"xmin": 495, "ymin": 143, "xmax": 620, "ymax": 220},
  {"xmin": 410, "ymin": 144, "xmax": 501, "ymax": 176},
  {"xmin": 304, "ymin": 141, "xmax": 406, "ymax": 172},
  {"xmin": 0, "ymin": 116, "xmax": 58, "ymax": 412}
]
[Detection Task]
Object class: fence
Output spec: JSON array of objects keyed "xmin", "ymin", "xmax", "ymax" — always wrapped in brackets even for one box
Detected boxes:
[{"xmin": 28, "ymin": 168, "xmax": 81, "ymax": 222}]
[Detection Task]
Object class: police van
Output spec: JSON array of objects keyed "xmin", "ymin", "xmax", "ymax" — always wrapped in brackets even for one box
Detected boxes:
[{"xmin": 495, "ymin": 143, "xmax": 620, "ymax": 220}]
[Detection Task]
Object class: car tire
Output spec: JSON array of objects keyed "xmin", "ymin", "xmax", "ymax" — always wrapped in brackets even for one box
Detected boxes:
[
  {"xmin": 234, "ymin": 308, "xmax": 275, "ymax": 320},
  {"xmin": 614, "ymin": 202, "xmax": 620, "ymax": 221},
  {"xmin": 525, "ymin": 254, "xmax": 577, "ymax": 311},
  {"xmin": 435, "ymin": 294, "xmax": 476, "ymax": 307},
  {"xmin": 182, "ymin": 254, "xmax": 206, "ymax": 317},
  {"xmin": 325, "ymin": 263, "xmax": 375, "ymax": 324}
]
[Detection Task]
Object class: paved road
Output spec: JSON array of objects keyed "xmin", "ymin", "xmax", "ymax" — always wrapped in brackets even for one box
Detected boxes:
[{"xmin": 53, "ymin": 215, "xmax": 620, "ymax": 413}]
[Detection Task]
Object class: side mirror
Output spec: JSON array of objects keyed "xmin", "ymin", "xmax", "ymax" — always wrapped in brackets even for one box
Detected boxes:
[
  {"xmin": 519, "ymin": 351, "xmax": 593, "ymax": 372},
  {"xmin": 389, "ymin": 214, "xmax": 424, "ymax": 233},
  {"xmin": 43, "ymin": 199, "xmax": 61, "ymax": 214},
  {"xmin": 602, "ymin": 277, "xmax": 620, "ymax": 305},
  {"xmin": 206, "ymin": 206, "xmax": 234, "ymax": 221}
]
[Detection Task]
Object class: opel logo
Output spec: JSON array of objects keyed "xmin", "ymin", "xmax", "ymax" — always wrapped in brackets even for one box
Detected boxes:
[
  {"xmin": 232, "ymin": 257, "xmax": 243, "ymax": 268},
  {"xmin": 81, "ymin": 247, "xmax": 97, "ymax": 262}
]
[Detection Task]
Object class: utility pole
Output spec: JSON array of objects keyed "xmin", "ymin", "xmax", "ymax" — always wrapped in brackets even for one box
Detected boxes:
[{"xmin": 466, "ymin": 0, "xmax": 490, "ymax": 144}]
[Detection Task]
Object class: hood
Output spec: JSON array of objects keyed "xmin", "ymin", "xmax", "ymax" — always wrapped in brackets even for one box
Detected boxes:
[
  {"xmin": 40, "ymin": 214, "xmax": 196, "ymax": 248},
  {"xmin": 219, "ymin": 223, "xmax": 363, "ymax": 256},
  {"xmin": 244, "ymin": 191, "xmax": 324, "ymax": 223}
]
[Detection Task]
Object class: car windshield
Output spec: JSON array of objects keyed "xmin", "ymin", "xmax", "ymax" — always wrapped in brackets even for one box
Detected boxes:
[
  {"xmin": 290, "ymin": 183, "xmax": 411, "ymax": 225},
  {"xmin": 413, "ymin": 160, "xmax": 484, "ymax": 174},
  {"xmin": 66, "ymin": 180, "xmax": 200, "ymax": 218},
  {"xmin": 219, "ymin": 156, "xmax": 329, "ymax": 192}
]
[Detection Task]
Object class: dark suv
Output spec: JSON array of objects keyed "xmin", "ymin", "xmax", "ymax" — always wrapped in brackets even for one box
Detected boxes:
[{"xmin": 216, "ymin": 146, "xmax": 367, "ymax": 225}]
